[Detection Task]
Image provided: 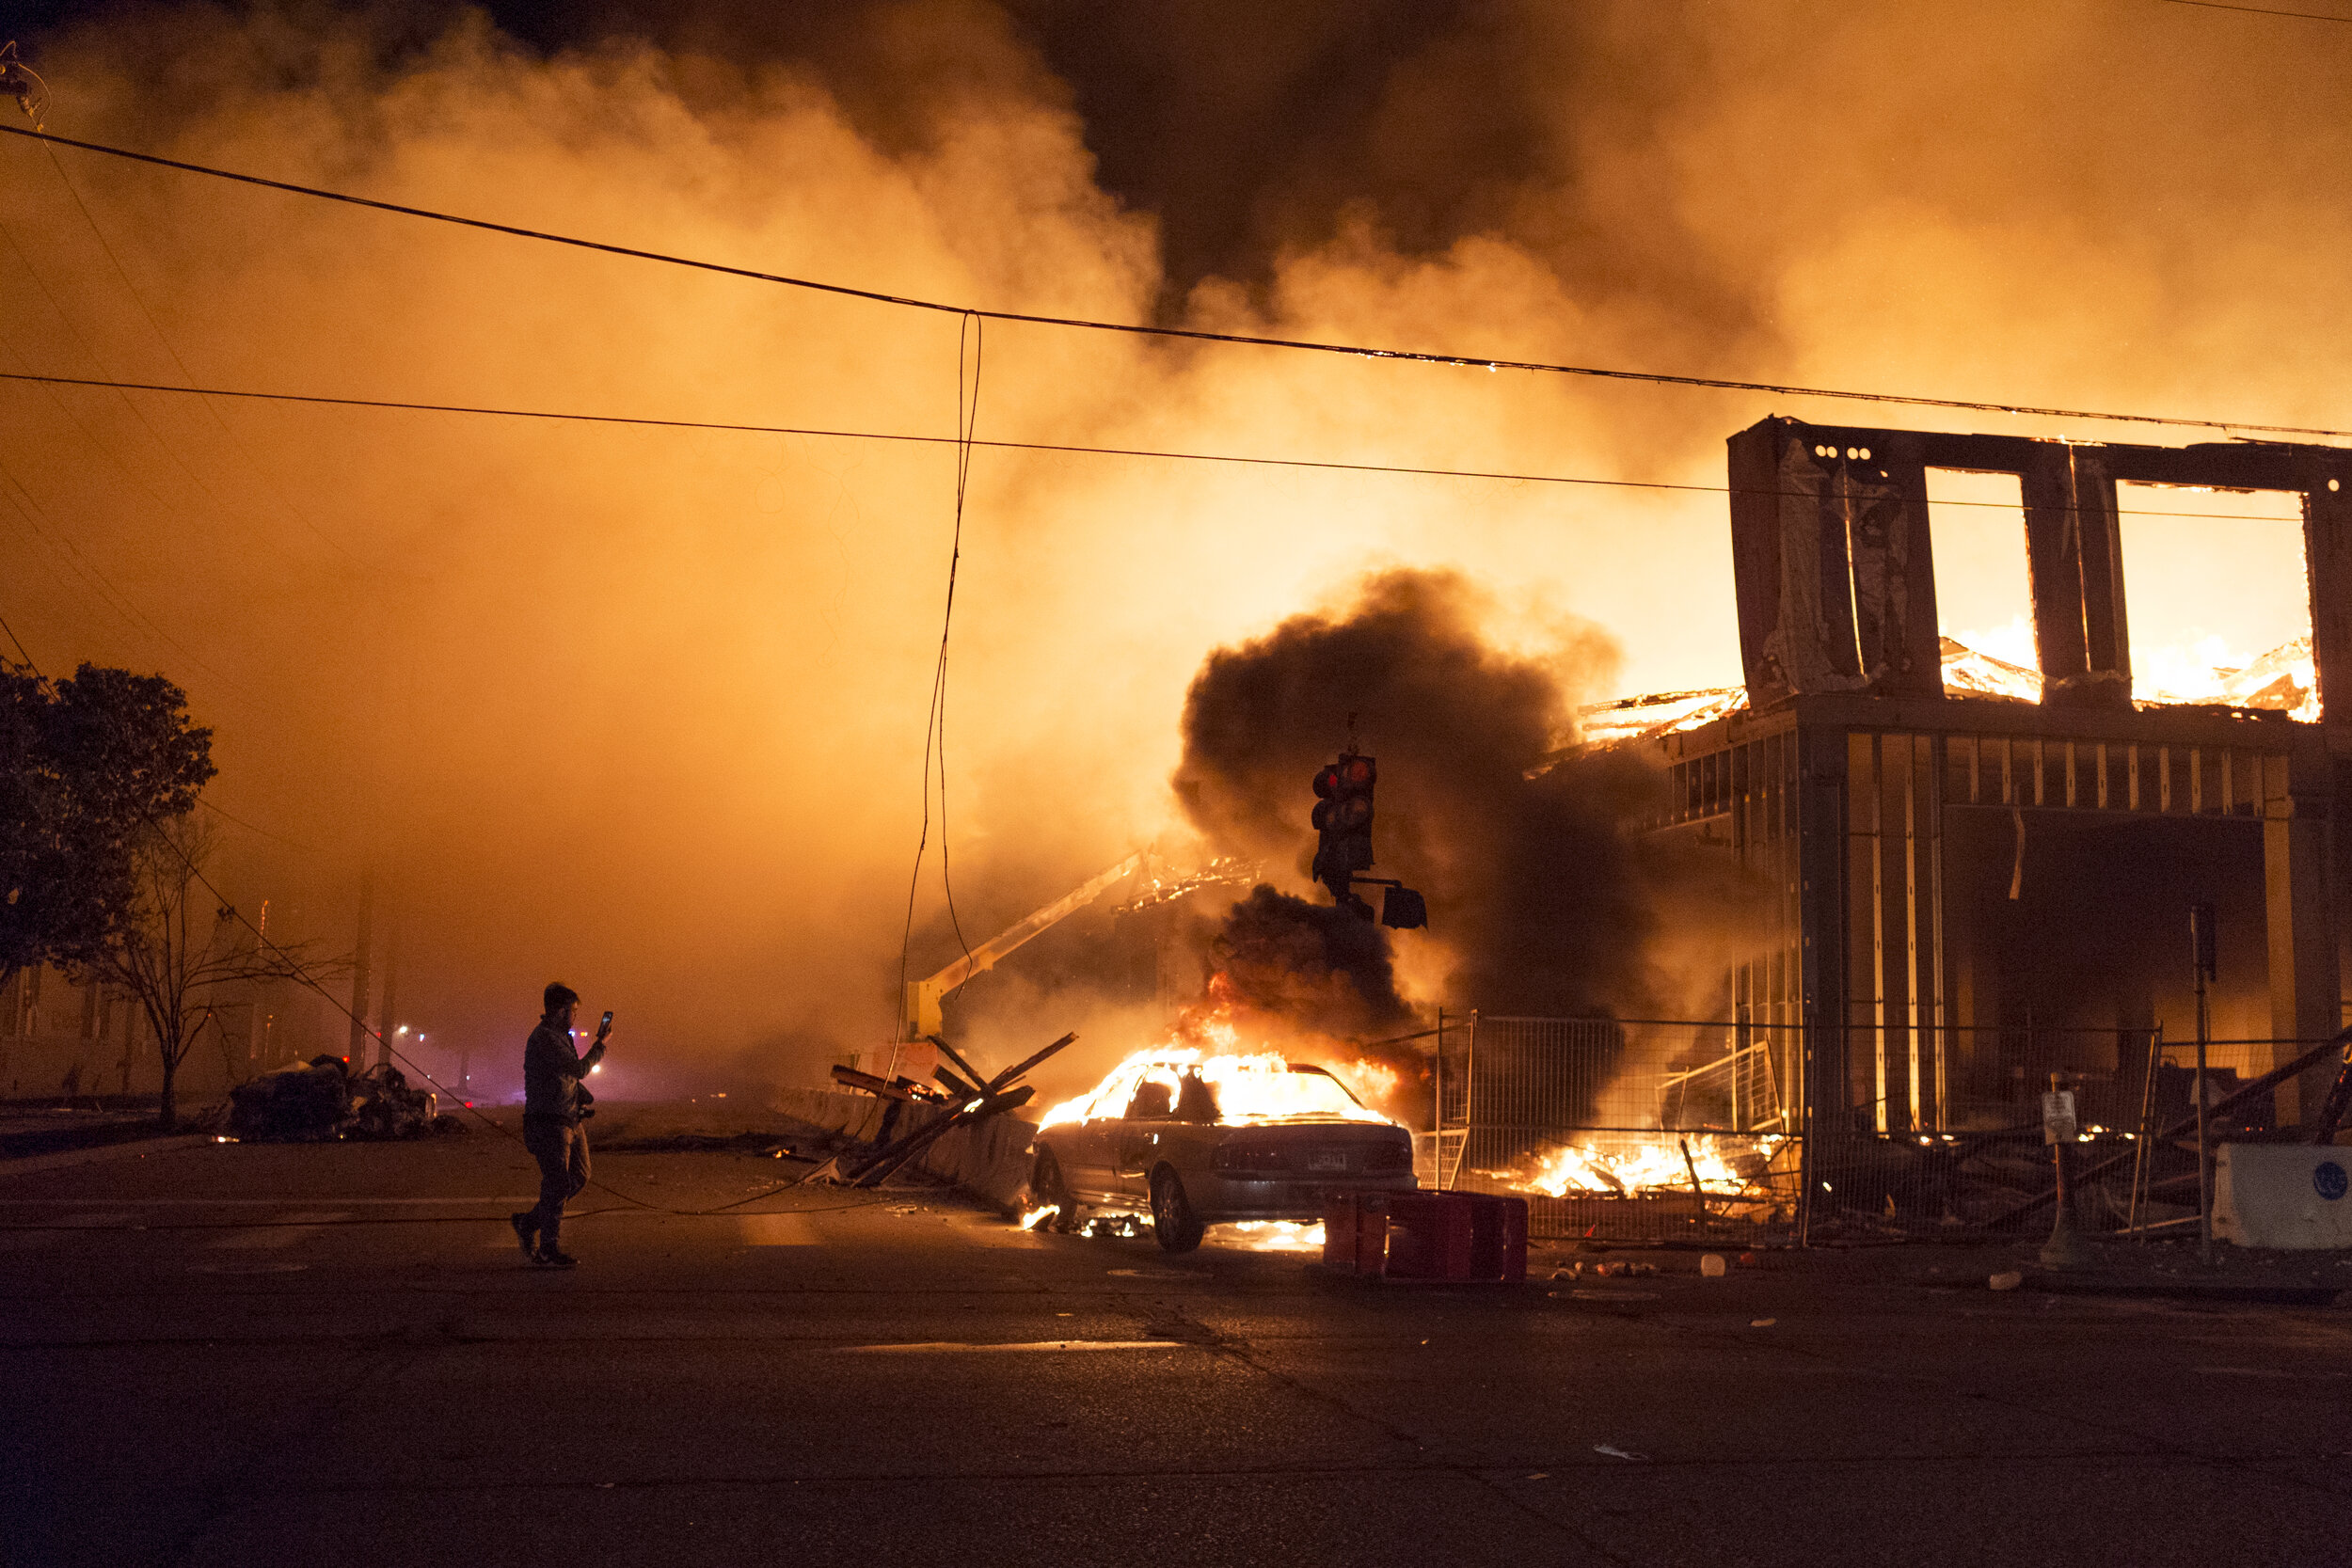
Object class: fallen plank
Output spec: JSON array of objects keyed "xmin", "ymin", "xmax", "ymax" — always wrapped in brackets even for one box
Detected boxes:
[
  {"xmin": 831, "ymin": 1066, "xmax": 915, "ymax": 1101},
  {"xmin": 988, "ymin": 1032, "xmax": 1078, "ymax": 1093}
]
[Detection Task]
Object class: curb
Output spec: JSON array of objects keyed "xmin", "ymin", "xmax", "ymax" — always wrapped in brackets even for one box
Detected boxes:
[{"xmin": 0, "ymin": 1134, "xmax": 212, "ymax": 1179}]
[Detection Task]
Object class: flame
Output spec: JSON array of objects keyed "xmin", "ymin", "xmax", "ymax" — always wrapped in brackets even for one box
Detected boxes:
[
  {"xmin": 1222, "ymin": 1220, "xmax": 1325, "ymax": 1251},
  {"xmin": 1040, "ymin": 1012, "xmax": 1395, "ymax": 1130},
  {"xmin": 1335, "ymin": 1057, "xmax": 1400, "ymax": 1108},
  {"xmin": 1505, "ymin": 1133, "xmax": 1781, "ymax": 1198}
]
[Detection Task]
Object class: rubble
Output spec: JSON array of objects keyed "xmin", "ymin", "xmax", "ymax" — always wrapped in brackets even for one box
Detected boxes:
[
  {"xmin": 227, "ymin": 1056, "xmax": 454, "ymax": 1143},
  {"xmin": 817, "ymin": 1030, "xmax": 1072, "ymax": 1193}
]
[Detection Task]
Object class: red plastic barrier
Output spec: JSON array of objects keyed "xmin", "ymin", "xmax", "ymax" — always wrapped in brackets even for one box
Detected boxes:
[
  {"xmin": 1323, "ymin": 1191, "xmax": 1527, "ymax": 1284},
  {"xmin": 1323, "ymin": 1191, "xmax": 1391, "ymax": 1275}
]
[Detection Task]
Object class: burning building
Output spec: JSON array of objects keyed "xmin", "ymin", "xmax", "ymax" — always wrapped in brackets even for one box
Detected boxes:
[{"xmin": 1625, "ymin": 416, "xmax": 2348, "ymax": 1157}]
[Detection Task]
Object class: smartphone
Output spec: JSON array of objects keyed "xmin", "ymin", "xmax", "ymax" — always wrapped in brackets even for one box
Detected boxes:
[{"xmin": 599, "ymin": 1009, "xmax": 614, "ymax": 1035}]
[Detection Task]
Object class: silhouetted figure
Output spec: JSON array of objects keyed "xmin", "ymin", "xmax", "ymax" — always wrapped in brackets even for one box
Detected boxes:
[{"xmin": 510, "ymin": 982, "xmax": 607, "ymax": 1268}]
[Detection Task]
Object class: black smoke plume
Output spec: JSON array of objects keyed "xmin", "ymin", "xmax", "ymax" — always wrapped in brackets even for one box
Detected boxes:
[
  {"xmin": 1208, "ymin": 882, "xmax": 1412, "ymax": 1041},
  {"xmin": 1179, "ymin": 567, "xmax": 1692, "ymax": 1020}
]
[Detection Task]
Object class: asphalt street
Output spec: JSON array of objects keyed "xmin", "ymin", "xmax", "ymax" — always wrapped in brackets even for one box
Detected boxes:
[{"xmin": 5, "ymin": 1127, "xmax": 2350, "ymax": 1568}]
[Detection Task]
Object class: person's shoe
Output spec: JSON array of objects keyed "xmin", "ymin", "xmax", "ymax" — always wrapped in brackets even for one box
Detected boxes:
[
  {"xmin": 509, "ymin": 1212, "xmax": 538, "ymax": 1259},
  {"xmin": 534, "ymin": 1247, "xmax": 579, "ymax": 1269}
]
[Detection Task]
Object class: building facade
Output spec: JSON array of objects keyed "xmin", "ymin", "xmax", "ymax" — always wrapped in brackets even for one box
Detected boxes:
[{"xmin": 1649, "ymin": 416, "xmax": 2349, "ymax": 1144}]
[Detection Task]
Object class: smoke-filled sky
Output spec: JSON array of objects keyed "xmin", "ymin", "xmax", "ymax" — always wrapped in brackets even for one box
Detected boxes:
[{"xmin": 0, "ymin": 0, "xmax": 2344, "ymax": 1084}]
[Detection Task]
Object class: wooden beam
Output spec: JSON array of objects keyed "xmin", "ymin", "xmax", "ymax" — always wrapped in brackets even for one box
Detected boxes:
[{"xmin": 988, "ymin": 1031, "xmax": 1077, "ymax": 1092}]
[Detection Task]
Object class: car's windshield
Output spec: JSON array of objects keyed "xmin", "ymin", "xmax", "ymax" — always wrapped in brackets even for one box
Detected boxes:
[
  {"xmin": 1042, "ymin": 1050, "xmax": 1393, "ymax": 1129},
  {"xmin": 1124, "ymin": 1057, "xmax": 1383, "ymax": 1125},
  {"xmin": 1214, "ymin": 1064, "xmax": 1378, "ymax": 1123}
]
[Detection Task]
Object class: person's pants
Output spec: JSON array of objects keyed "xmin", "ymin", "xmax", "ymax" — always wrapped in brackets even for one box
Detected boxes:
[{"xmin": 523, "ymin": 1118, "xmax": 590, "ymax": 1250}]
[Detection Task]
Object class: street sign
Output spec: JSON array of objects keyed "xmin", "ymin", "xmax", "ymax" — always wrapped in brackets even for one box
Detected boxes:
[{"xmin": 2041, "ymin": 1089, "xmax": 2078, "ymax": 1145}]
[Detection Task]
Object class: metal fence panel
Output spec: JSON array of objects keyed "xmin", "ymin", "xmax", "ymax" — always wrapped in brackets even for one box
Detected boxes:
[{"xmin": 1416, "ymin": 1015, "xmax": 2313, "ymax": 1245}]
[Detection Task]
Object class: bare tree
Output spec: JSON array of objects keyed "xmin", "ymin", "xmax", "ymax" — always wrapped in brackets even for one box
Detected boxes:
[{"xmin": 77, "ymin": 816, "xmax": 336, "ymax": 1129}]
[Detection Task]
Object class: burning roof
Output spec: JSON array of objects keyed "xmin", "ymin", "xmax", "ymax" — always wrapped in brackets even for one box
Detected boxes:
[{"xmin": 1566, "ymin": 633, "xmax": 2317, "ymax": 754}]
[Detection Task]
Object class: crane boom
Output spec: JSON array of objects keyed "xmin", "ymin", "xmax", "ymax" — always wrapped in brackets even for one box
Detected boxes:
[{"xmin": 900, "ymin": 852, "xmax": 1143, "ymax": 1038}]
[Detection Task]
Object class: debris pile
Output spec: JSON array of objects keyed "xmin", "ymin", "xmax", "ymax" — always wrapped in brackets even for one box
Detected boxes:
[
  {"xmin": 229, "ymin": 1056, "xmax": 461, "ymax": 1143},
  {"xmin": 818, "ymin": 1030, "xmax": 1073, "ymax": 1189}
]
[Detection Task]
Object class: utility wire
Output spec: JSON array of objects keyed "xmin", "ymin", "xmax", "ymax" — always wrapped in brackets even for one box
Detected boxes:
[
  {"xmin": 939, "ymin": 316, "xmax": 984, "ymax": 970},
  {"xmin": 0, "ymin": 606, "xmax": 40, "ymax": 673},
  {"xmin": 4, "ymin": 121, "xmax": 2346, "ymax": 440},
  {"xmin": 194, "ymin": 793, "xmax": 317, "ymax": 853},
  {"xmin": 2, "ymin": 370, "xmax": 2331, "ymax": 523},
  {"xmin": 893, "ymin": 314, "xmax": 984, "ymax": 1076},
  {"xmin": 33, "ymin": 139, "xmax": 361, "ymax": 566},
  {"xmin": 2153, "ymin": 0, "xmax": 2352, "ymax": 21}
]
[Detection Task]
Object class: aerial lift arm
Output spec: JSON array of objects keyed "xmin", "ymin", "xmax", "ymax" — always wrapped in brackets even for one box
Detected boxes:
[{"xmin": 899, "ymin": 853, "xmax": 1143, "ymax": 1039}]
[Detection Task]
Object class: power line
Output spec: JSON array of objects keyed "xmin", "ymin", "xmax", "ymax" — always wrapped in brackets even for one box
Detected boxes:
[
  {"xmin": 0, "ymin": 605, "xmax": 40, "ymax": 673},
  {"xmin": 2, "ymin": 369, "xmax": 2332, "ymax": 523},
  {"xmin": 2153, "ymin": 0, "xmax": 2352, "ymax": 21},
  {"xmin": 195, "ymin": 793, "xmax": 317, "ymax": 853},
  {"xmin": 4, "ymin": 121, "xmax": 2345, "ymax": 440},
  {"xmin": 893, "ymin": 315, "xmax": 984, "ymax": 1077},
  {"xmin": 33, "ymin": 139, "xmax": 361, "ymax": 566}
]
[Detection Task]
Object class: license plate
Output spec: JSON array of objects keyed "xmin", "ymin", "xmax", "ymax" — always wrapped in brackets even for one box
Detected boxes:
[{"xmin": 1305, "ymin": 1149, "xmax": 1349, "ymax": 1173}]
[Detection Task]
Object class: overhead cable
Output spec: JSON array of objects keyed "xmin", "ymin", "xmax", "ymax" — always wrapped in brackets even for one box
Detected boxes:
[
  {"xmin": 1, "ymin": 370, "xmax": 2331, "ymax": 522},
  {"xmin": 2154, "ymin": 0, "xmax": 2352, "ymax": 21},
  {"xmin": 3, "ymin": 122, "xmax": 2345, "ymax": 440}
]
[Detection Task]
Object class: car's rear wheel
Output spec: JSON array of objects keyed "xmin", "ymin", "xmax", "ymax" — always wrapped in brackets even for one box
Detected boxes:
[
  {"xmin": 1150, "ymin": 1167, "xmax": 1205, "ymax": 1253},
  {"xmin": 1031, "ymin": 1148, "xmax": 1077, "ymax": 1233}
]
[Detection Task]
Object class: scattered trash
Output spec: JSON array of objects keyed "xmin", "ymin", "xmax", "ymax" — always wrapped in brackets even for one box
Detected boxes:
[
  {"xmin": 1749, "ymin": 1317, "xmax": 1777, "ymax": 1327},
  {"xmin": 1700, "ymin": 1254, "xmax": 1727, "ymax": 1278},
  {"xmin": 1593, "ymin": 1444, "xmax": 1646, "ymax": 1462},
  {"xmin": 1989, "ymin": 1270, "xmax": 2025, "ymax": 1292}
]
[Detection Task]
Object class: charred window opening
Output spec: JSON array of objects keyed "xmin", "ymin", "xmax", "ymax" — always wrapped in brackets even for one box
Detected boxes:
[
  {"xmin": 2117, "ymin": 483, "xmax": 2312, "ymax": 716},
  {"xmin": 1926, "ymin": 468, "xmax": 2039, "ymax": 697}
]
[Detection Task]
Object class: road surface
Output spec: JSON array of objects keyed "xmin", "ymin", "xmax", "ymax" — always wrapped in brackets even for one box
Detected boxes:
[{"xmin": 5, "ymin": 1126, "xmax": 2349, "ymax": 1567}]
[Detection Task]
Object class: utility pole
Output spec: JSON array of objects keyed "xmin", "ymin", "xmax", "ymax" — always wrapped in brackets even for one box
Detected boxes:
[
  {"xmin": 2191, "ymin": 902, "xmax": 2218, "ymax": 1266},
  {"xmin": 374, "ymin": 900, "xmax": 401, "ymax": 1072},
  {"xmin": 345, "ymin": 872, "xmax": 373, "ymax": 1066}
]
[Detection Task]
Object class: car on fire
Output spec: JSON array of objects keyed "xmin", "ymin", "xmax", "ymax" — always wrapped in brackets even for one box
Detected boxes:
[{"xmin": 1028, "ymin": 1051, "xmax": 1417, "ymax": 1252}]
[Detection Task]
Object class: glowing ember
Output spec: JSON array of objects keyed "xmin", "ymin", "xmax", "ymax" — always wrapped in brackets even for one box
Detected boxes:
[
  {"xmin": 1018, "ymin": 1206, "xmax": 1057, "ymax": 1230},
  {"xmin": 1039, "ymin": 1015, "xmax": 1394, "ymax": 1130},
  {"xmin": 1504, "ymin": 1133, "xmax": 1782, "ymax": 1198},
  {"xmin": 1221, "ymin": 1220, "xmax": 1325, "ymax": 1251}
]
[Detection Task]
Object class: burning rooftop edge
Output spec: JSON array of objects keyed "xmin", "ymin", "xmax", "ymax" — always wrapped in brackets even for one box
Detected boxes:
[{"xmin": 1573, "ymin": 633, "xmax": 2318, "ymax": 752}]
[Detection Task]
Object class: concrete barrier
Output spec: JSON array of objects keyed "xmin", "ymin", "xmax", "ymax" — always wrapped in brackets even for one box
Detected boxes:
[
  {"xmin": 764, "ymin": 1087, "xmax": 1038, "ymax": 1213},
  {"xmin": 2214, "ymin": 1143, "xmax": 2352, "ymax": 1248}
]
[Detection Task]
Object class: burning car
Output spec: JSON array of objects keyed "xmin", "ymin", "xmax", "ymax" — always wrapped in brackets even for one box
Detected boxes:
[{"xmin": 1030, "ymin": 1046, "xmax": 1415, "ymax": 1252}]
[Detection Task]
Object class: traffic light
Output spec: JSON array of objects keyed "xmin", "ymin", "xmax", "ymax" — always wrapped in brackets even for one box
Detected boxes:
[
  {"xmin": 1311, "ymin": 751, "xmax": 1377, "ymax": 911},
  {"xmin": 1378, "ymin": 884, "xmax": 1427, "ymax": 929}
]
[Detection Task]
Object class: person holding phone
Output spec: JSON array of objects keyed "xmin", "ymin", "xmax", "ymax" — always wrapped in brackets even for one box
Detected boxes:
[{"xmin": 510, "ymin": 982, "xmax": 610, "ymax": 1268}]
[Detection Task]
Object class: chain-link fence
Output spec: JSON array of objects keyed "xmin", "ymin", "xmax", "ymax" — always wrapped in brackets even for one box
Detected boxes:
[
  {"xmin": 1407, "ymin": 1013, "xmax": 2339, "ymax": 1245},
  {"xmin": 1416, "ymin": 1014, "xmax": 1803, "ymax": 1244}
]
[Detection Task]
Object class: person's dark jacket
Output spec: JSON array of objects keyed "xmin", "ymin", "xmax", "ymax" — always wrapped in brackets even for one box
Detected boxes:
[{"xmin": 523, "ymin": 1021, "xmax": 605, "ymax": 1125}]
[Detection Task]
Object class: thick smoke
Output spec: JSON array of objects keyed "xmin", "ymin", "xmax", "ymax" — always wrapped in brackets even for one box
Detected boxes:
[
  {"xmin": 1179, "ymin": 567, "xmax": 1701, "ymax": 1021},
  {"xmin": 3, "ymin": 2, "xmax": 2344, "ymax": 1092},
  {"xmin": 1208, "ymin": 882, "xmax": 1410, "ymax": 1041}
]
